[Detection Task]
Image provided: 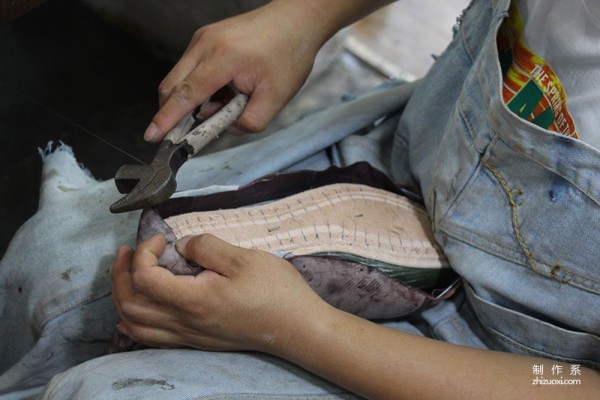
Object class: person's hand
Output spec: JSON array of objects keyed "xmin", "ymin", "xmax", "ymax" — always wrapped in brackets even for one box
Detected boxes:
[
  {"xmin": 111, "ymin": 234, "xmax": 328, "ymax": 354},
  {"xmin": 111, "ymin": 233, "xmax": 600, "ymax": 400},
  {"xmin": 143, "ymin": 1, "xmax": 328, "ymax": 142}
]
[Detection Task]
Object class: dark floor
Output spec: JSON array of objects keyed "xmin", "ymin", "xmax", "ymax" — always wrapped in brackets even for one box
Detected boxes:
[{"xmin": 0, "ymin": 0, "xmax": 172, "ymax": 257}]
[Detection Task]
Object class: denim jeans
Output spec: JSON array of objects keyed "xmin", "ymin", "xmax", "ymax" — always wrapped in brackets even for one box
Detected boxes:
[
  {"xmin": 393, "ymin": 0, "xmax": 600, "ymax": 367},
  {"xmin": 0, "ymin": 0, "xmax": 598, "ymax": 398}
]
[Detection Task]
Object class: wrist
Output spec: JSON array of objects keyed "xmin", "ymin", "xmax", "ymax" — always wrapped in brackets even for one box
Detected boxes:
[
  {"xmin": 267, "ymin": 0, "xmax": 395, "ymax": 48},
  {"xmin": 269, "ymin": 300, "xmax": 354, "ymax": 369},
  {"xmin": 259, "ymin": 296, "xmax": 332, "ymax": 358}
]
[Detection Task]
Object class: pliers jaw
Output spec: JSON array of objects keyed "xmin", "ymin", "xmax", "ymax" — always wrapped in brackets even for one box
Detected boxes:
[
  {"xmin": 109, "ymin": 140, "xmax": 192, "ymax": 213},
  {"xmin": 109, "ymin": 92, "xmax": 248, "ymax": 213}
]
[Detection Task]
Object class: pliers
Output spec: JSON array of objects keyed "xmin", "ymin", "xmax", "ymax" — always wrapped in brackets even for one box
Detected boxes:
[{"xmin": 110, "ymin": 92, "xmax": 248, "ymax": 213}]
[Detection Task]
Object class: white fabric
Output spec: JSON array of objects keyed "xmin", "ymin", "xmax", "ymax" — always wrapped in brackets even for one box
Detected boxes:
[
  {"xmin": 516, "ymin": 0, "xmax": 600, "ymax": 148},
  {"xmin": 0, "ymin": 80, "xmax": 418, "ymax": 399}
]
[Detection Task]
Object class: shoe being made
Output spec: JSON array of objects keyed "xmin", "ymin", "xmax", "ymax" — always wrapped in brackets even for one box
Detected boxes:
[{"xmin": 111, "ymin": 163, "xmax": 459, "ymax": 352}]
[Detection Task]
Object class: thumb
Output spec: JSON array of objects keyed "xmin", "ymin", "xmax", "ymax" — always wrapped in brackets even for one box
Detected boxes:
[{"xmin": 175, "ymin": 234, "xmax": 243, "ymax": 277}]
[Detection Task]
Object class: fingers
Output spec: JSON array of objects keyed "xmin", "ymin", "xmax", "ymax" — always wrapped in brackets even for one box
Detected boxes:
[
  {"xmin": 157, "ymin": 27, "xmax": 214, "ymax": 106},
  {"xmin": 128, "ymin": 234, "xmax": 196, "ymax": 305},
  {"xmin": 111, "ymin": 235, "xmax": 241, "ymax": 350},
  {"xmin": 148, "ymin": 71, "xmax": 274, "ymax": 142},
  {"xmin": 112, "ymin": 235, "xmax": 177, "ymax": 316},
  {"xmin": 176, "ymin": 233, "xmax": 247, "ymax": 278},
  {"xmin": 111, "ymin": 233, "xmax": 318, "ymax": 352},
  {"xmin": 112, "ymin": 236, "xmax": 188, "ymax": 342},
  {"xmin": 131, "ymin": 233, "xmax": 166, "ymax": 273},
  {"xmin": 140, "ymin": 0, "xmax": 328, "ymax": 143},
  {"xmin": 116, "ymin": 320, "xmax": 182, "ymax": 349},
  {"xmin": 111, "ymin": 244, "xmax": 134, "ymax": 302},
  {"xmin": 233, "ymin": 86, "xmax": 283, "ymax": 133},
  {"xmin": 146, "ymin": 27, "xmax": 238, "ymax": 142},
  {"xmin": 146, "ymin": 71, "xmax": 232, "ymax": 142}
]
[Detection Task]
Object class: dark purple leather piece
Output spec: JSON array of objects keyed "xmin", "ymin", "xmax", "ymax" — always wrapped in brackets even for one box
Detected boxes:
[{"xmin": 287, "ymin": 255, "xmax": 458, "ymax": 319}]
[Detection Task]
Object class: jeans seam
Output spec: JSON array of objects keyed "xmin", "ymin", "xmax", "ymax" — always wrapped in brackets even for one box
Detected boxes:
[
  {"xmin": 436, "ymin": 151, "xmax": 599, "ymax": 289},
  {"xmin": 483, "ymin": 163, "xmax": 540, "ymax": 274},
  {"xmin": 464, "ymin": 285, "xmax": 600, "ymax": 369},
  {"xmin": 443, "ymin": 97, "xmax": 600, "ymax": 292},
  {"xmin": 440, "ymin": 223, "xmax": 533, "ymax": 268},
  {"xmin": 459, "ymin": 19, "xmax": 476, "ymax": 64},
  {"xmin": 482, "ymin": 163, "xmax": 600, "ymax": 292},
  {"xmin": 432, "ymin": 99, "xmax": 481, "ymax": 227},
  {"xmin": 475, "ymin": 316, "xmax": 600, "ymax": 369}
]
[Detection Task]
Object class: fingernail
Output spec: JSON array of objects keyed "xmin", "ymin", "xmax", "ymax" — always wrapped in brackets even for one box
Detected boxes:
[
  {"xmin": 158, "ymin": 84, "xmax": 170, "ymax": 97},
  {"xmin": 143, "ymin": 123, "xmax": 158, "ymax": 142},
  {"xmin": 116, "ymin": 244, "xmax": 131, "ymax": 258},
  {"xmin": 175, "ymin": 235, "xmax": 192, "ymax": 254}
]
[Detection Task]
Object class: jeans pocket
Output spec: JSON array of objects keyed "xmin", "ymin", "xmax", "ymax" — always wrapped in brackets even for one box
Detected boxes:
[{"xmin": 465, "ymin": 283, "xmax": 600, "ymax": 369}]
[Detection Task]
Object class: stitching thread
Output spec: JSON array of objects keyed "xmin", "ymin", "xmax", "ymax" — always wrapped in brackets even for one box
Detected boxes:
[{"xmin": 484, "ymin": 162, "xmax": 540, "ymax": 274}]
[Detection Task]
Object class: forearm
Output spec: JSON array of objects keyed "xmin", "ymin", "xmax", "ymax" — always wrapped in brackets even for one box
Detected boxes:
[
  {"xmin": 118, "ymin": 235, "xmax": 598, "ymax": 398},
  {"xmin": 267, "ymin": 0, "xmax": 396, "ymax": 49},
  {"xmin": 147, "ymin": 0, "xmax": 396, "ymax": 140},
  {"xmin": 274, "ymin": 303, "xmax": 600, "ymax": 400}
]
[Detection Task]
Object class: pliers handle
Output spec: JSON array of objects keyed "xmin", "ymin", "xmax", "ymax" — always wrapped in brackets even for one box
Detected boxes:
[{"xmin": 110, "ymin": 92, "xmax": 248, "ymax": 213}]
